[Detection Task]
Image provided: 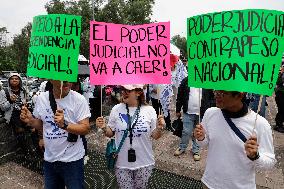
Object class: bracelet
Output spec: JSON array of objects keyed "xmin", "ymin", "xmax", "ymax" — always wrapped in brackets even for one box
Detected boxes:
[{"xmin": 247, "ymin": 152, "xmax": 260, "ymax": 161}]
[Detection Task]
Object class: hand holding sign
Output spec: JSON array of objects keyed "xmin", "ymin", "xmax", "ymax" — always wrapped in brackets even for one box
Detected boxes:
[
  {"xmin": 244, "ymin": 135, "xmax": 259, "ymax": 160},
  {"xmin": 20, "ymin": 105, "xmax": 33, "ymax": 124},
  {"xmin": 54, "ymin": 109, "xmax": 65, "ymax": 129},
  {"xmin": 157, "ymin": 115, "xmax": 165, "ymax": 130},
  {"xmin": 194, "ymin": 124, "xmax": 205, "ymax": 141}
]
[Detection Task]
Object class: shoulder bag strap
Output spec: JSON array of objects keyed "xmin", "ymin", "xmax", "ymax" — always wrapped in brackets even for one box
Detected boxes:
[
  {"xmin": 221, "ymin": 110, "xmax": 247, "ymax": 143},
  {"xmin": 116, "ymin": 129, "xmax": 128, "ymax": 154}
]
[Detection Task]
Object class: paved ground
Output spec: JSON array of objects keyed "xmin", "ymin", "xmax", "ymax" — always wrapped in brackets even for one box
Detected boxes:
[{"xmin": 0, "ymin": 96, "xmax": 284, "ymax": 188}]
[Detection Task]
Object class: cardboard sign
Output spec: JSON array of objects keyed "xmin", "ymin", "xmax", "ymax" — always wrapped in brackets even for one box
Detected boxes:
[
  {"xmin": 187, "ymin": 9, "xmax": 284, "ymax": 96},
  {"xmin": 90, "ymin": 21, "xmax": 171, "ymax": 85},
  {"xmin": 27, "ymin": 14, "xmax": 81, "ymax": 82}
]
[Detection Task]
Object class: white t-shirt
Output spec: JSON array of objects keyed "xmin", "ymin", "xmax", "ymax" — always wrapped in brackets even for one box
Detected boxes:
[
  {"xmin": 187, "ymin": 87, "xmax": 202, "ymax": 115},
  {"xmin": 108, "ymin": 103, "xmax": 157, "ymax": 170},
  {"xmin": 33, "ymin": 90, "xmax": 91, "ymax": 162},
  {"xmin": 198, "ymin": 107, "xmax": 276, "ymax": 189},
  {"xmin": 38, "ymin": 81, "xmax": 48, "ymax": 92}
]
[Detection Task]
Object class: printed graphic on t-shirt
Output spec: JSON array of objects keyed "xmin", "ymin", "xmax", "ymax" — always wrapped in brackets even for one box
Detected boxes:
[
  {"xmin": 118, "ymin": 113, "xmax": 148, "ymax": 137},
  {"xmin": 44, "ymin": 108, "xmax": 67, "ymax": 140}
]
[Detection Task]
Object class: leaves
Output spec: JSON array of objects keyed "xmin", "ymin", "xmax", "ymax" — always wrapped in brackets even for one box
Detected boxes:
[
  {"xmin": 0, "ymin": 0, "xmax": 155, "ymax": 73},
  {"xmin": 171, "ymin": 35, "xmax": 187, "ymax": 60}
]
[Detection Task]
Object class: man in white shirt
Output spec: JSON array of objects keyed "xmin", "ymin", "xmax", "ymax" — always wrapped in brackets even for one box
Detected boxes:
[
  {"xmin": 194, "ymin": 90, "xmax": 276, "ymax": 189},
  {"xmin": 174, "ymin": 77, "xmax": 202, "ymax": 161},
  {"xmin": 20, "ymin": 80, "xmax": 91, "ymax": 189}
]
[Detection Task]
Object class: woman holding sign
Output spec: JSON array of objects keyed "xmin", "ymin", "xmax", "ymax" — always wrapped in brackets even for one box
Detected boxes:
[{"xmin": 96, "ymin": 84, "xmax": 165, "ymax": 189}]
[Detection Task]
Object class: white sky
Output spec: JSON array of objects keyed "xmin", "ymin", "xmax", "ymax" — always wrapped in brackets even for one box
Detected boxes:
[
  {"xmin": 152, "ymin": 0, "xmax": 284, "ymax": 37},
  {"xmin": 1, "ymin": 0, "xmax": 284, "ymax": 39},
  {"xmin": 0, "ymin": 0, "xmax": 49, "ymax": 40}
]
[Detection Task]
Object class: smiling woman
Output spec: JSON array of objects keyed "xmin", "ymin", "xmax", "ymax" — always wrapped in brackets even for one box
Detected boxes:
[{"xmin": 96, "ymin": 84, "xmax": 166, "ymax": 189}]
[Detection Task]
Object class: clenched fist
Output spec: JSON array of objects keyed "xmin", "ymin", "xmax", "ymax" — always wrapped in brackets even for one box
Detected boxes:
[
  {"xmin": 96, "ymin": 117, "xmax": 106, "ymax": 129},
  {"xmin": 245, "ymin": 135, "xmax": 259, "ymax": 159},
  {"xmin": 20, "ymin": 105, "xmax": 33, "ymax": 124},
  {"xmin": 194, "ymin": 124, "xmax": 205, "ymax": 141}
]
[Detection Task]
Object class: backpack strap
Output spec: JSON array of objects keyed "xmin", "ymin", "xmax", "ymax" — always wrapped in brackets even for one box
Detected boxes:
[{"xmin": 48, "ymin": 91, "xmax": 57, "ymax": 115}]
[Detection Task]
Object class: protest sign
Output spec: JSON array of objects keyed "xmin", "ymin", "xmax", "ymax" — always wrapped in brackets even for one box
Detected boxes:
[
  {"xmin": 90, "ymin": 21, "xmax": 171, "ymax": 85},
  {"xmin": 187, "ymin": 9, "xmax": 284, "ymax": 96},
  {"xmin": 27, "ymin": 14, "xmax": 81, "ymax": 82}
]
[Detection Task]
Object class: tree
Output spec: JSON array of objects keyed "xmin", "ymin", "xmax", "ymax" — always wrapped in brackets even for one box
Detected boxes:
[
  {"xmin": 0, "ymin": 27, "xmax": 16, "ymax": 72},
  {"xmin": 2, "ymin": 0, "xmax": 155, "ymax": 73},
  {"xmin": 0, "ymin": 27, "xmax": 8, "ymax": 47},
  {"xmin": 11, "ymin": 23, "xmax": 32, "ymax": 73},
  {"xmin": 171, "ymin": 34, "xmax": 187, "ymax": 60},
  {"xmin": 44, "ymin": 0, "xmax": 155, "ymax": 58}
]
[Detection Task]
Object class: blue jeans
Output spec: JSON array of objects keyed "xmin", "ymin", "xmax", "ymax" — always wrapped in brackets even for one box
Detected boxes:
[
  {"xmin": 179, "ymin": 113, "xmax": 199, "ymax": 154},
  {"xmin": 249, "ymin": 94, "xmax": 266, "ymax": 117},
  {"xmin": 44, "ymin": 158, "xmax": 85, "ymax": 189}
]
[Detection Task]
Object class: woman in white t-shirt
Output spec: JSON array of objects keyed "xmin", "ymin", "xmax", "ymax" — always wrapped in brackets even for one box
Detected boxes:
[{"xmin": 96, "ymin": 84, "xmax": 165, "ymax": 189}]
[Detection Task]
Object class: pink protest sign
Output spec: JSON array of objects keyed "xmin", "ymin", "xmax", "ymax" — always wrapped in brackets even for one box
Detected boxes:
[{"xmin": 89, "ymin": 21, "xmax": 171, "ymax": 85}]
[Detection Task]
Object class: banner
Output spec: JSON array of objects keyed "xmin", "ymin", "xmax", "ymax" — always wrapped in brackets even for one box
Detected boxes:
[
  {"xmin": 90, "ymin": 21, "xmax": 171, "ymax": 85},
  {"xmin": 187, "ymin": 9, "xmax": 284, "ymax": 96},
  {"xmin": 27, "ymin": 14, "xmax": 81, "ymax": 82}
]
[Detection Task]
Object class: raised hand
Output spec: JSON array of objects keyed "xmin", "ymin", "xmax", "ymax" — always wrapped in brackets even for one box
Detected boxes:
[
  {"xmin": 54, "ymin": 109, "xmax": 65, "ymax": 128},
  {"xmin": 20, "ymin": 105, "xmax": 33, "ymax": 124},
  {"xmin": 245, "ymin": 135, "xmax": 259, "ymax": 159}
]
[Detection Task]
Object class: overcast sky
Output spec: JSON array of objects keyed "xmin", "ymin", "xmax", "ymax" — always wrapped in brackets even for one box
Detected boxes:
[{"xmin": 1, "ymin": 0, "xmax": 284, "ymax": 40}]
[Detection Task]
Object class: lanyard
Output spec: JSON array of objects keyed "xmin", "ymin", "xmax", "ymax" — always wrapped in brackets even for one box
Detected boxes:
[{"xmin": 126, "ymin": 104, "xmax": 141, "ymax": 146}]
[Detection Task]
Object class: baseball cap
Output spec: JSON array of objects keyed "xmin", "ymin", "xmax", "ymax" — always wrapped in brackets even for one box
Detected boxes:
[{"xmin": 121, "ymin": 84, "xmax": 144, "ymax": 90}]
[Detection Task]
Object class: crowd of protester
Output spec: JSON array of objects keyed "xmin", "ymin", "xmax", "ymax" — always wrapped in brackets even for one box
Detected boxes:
[{"xmin": 0, "ymin": 58, "xmax": 283, "ymax": 189}]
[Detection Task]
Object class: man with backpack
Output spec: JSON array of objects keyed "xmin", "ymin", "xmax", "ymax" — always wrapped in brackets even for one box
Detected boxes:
[
  {"xmin": 174, "ymin": 76, "xmax": 202, "ymax": 161},
  {"xmin": 20, "ymin": 80, "xmax": 91, "ymax": 189}
]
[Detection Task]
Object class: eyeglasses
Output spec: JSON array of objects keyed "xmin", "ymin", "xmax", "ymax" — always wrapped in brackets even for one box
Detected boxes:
[{"xmin": 213, "ymin": 90, "xmax": 231, "ymax": 97}]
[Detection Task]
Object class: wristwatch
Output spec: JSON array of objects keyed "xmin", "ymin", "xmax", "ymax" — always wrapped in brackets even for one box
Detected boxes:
[{"xmin": 248, "ymin": 152, "xmax": 260, "ymax": 161}]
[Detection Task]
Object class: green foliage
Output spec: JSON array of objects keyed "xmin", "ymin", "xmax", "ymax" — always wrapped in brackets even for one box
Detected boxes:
[
  {"xmin": 11, "ymin": 23, "xmax": 32, "ymax": 73},
  {"xmin": 0, "ymin": 27, "xmax": 16, "ymax": 72},
  {"xmin": 44, "ymin": 0, "xmax": 155, "ymax": 58},
  {"xmin": 171, "ymin": 34, "xmax": 187, "ymax": 60},
  {"xmin": 0, "ymin": 46, "xmax": 16, "ymax": 73},
  {"xmin": 1, "ymin": 0, "xmax": 155, "ymax": 73}
]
